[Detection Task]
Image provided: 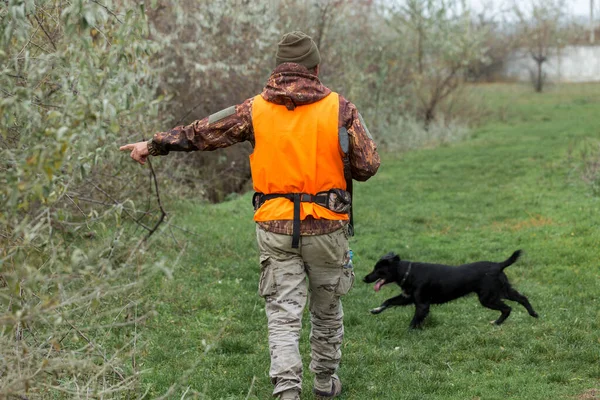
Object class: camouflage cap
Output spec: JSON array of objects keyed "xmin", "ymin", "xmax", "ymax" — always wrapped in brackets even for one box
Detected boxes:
[{"xmin": 276, "ymin": 31, "xmax": 321, "ymax": 69}]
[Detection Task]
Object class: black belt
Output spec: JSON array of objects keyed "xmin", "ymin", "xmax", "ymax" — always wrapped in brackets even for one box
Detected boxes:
[{"xmin": 253, "ymin": 191, "xmax": 346, "ymax": 248}]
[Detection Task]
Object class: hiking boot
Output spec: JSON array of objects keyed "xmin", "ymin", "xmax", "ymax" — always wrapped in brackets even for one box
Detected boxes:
[
  {"xmin": 313, "ymin": 374, "xmax": 342, "ymax": 399},
  {"xmin": 278, "ymin": 389, "xmax": 300, "ymax": 400}
]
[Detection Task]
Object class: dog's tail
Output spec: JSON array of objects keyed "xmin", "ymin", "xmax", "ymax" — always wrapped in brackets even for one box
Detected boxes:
[{"xmin": 498, "ymin": 250, "xmax": 522, "ymax": 270}]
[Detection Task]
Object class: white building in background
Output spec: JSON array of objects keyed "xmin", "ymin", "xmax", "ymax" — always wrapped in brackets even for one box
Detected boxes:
[{"xmin": 504, "ymin": 46, "xmax": 600, "ymax": 83}]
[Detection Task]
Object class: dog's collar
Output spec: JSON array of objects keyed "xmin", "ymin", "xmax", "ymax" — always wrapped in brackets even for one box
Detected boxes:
[{"xmin": 400, "ymin": 262, "xmax": 412, "ymax": 286}]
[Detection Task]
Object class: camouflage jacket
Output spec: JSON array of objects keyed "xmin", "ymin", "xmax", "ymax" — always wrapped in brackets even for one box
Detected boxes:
[{"xmin": 152, "ymin": 63, "xmax": 380, "ymax": 235}]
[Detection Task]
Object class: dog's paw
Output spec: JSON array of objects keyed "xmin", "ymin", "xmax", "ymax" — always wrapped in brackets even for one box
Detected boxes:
[{"xmin": 370, "ymin": 306, "xmax": 385, "ymax": 315}]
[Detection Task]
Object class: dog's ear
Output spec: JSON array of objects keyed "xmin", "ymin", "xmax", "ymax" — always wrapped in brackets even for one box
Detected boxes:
[{"xmin": 382, "ymin": 252, "xmax": 401, "ymax": 262}]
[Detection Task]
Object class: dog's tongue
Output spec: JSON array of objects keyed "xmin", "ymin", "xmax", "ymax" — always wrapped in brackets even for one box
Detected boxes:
[{"xmin": 374, "ymin": 279, "xmax": 385, "ymax": 292}]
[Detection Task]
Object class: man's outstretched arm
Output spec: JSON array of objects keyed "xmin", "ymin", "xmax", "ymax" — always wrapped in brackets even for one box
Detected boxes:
[{"xmin": 120, "ymin": 99, "xmax": 254, "ymax": 165}]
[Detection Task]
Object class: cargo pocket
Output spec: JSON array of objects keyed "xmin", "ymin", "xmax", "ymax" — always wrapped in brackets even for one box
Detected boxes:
[
  {"xmin": 334, "ymin": 251, "xmax": 355, "ymax": 296},
  {"xmin": 335, "ymin": 266, "xmax": 355, "ymax": 296},
  {"xmin": 258, "ymin": 256, "xmax": 277, "ymax": 297}
]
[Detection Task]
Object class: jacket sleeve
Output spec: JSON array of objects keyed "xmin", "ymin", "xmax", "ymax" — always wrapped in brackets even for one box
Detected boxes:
[
  {"xmin": 339, "ymin": 96, "xmax": 381, "ymax": 181},
  {"xmin": 150, "ymin": 98, "xmax": 254, "ymax": 154}
]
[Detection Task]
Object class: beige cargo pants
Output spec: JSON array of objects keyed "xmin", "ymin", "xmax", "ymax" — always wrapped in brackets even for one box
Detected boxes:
[{"xmin": 256, "ymin": 225, "xmax": 354, "ymax": 397}]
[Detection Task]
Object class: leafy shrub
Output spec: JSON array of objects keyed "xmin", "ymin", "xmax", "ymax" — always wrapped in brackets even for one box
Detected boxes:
[{"xmin": 1, "ymin": 1, "xmax": 169, "ymax": 397}]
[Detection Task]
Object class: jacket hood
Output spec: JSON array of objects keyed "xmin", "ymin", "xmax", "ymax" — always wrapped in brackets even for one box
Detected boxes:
[{"xmin": 261, "ymin": 63, "xmax": 331, "ymax": 110}]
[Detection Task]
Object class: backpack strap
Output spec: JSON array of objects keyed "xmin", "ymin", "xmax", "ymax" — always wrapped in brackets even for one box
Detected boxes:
[{"xmin": 338, "ymin": 127, "xmax": 354, "ymax": 236}]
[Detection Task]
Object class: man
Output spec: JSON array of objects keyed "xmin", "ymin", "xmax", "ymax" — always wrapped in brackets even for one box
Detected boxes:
[{"xmin": 120, "ymin": 31, "xmax": 379, "ymax": 399}]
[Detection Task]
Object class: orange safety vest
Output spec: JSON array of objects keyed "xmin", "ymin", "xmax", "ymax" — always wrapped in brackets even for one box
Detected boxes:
[{"xmin": 250, "ymin": 92, "xmax": 349, "ymax": 223}]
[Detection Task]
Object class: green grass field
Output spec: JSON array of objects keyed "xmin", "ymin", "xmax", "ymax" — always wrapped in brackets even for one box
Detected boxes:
[{"xmin": 142, "ymin": 83, "xmax": 600, "ymax": 399}]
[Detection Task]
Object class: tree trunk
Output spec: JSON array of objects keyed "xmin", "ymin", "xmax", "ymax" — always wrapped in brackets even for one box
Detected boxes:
[
  {"xmin": 532, "ymin": 54, "xmax": 546, "ymax": 93},
  {"xmin": 536, "ymin": 60, "xmax": 543, "ymax": 92},
  {"xmin": 417, "ymin": 20, "xmax": 423, "ymax": 75},
  {"xmin": 591, "ymin": 0, "xmax": 596, "ymax": 44},
  {"xmin": 424, "ymin": 106, "xmax": 435, "ymax": 129}
]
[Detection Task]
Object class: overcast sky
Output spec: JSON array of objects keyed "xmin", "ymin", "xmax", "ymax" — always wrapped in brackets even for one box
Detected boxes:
[
  {"xmin": 468, "ymin": 0, "xmax": 598, "ymax": 18},
  {"xmin": 568, "ymin": 0, "xmax": 597, "ymax": 16}
]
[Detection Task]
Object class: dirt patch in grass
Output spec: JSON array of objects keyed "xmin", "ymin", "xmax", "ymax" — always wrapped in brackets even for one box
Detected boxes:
[
  {"xmin": 491, "ymin": 214, "xmax": 555, "ymax": 232},
  {"xmin": 577, "ymin": 389, "xmax": 600, "ymax": 400}
]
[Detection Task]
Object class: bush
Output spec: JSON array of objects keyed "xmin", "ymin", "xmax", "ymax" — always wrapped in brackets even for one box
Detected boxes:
[{"xmin": 1, "ymin": 1, "xmax": 169, "ymax": 397}]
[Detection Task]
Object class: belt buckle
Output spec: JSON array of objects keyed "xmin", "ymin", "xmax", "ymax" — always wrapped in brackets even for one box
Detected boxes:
[{"xmin": 300, "ymin": 193, "xmax": 312, "ymax": 202}]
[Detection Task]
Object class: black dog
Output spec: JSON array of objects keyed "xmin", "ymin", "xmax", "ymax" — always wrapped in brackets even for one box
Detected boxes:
[{"xmin": 363, "ymin": 250, "xmax": 538, "ymax": 328}]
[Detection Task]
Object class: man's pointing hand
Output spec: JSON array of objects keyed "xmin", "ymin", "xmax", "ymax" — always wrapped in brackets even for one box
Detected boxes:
[{"xmin": 119, "ymin": 141, "xmax": 149, "ymax": 165}]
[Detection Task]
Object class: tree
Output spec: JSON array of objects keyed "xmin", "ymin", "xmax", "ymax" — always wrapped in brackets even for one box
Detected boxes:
[
  {"xmin": 386, "ymin": 0, "xmax": 489, "ymax": 125},
  {"xmin": 469, "ymin": 3, "xmax": 522, "ymax": 82},
  {"xmin": 514, "ymin": 0, "xmax": 571, "ymax": 92}
]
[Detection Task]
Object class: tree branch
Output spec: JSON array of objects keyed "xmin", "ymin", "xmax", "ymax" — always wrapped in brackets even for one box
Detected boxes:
[
  {"xmin": 173, "ymin": 100, "xmax": 205, "ymax": 126},
  {"xmin": 90, "ymin": 0, "xmax": 124, "ymax": 24},
  {"xmin": 32, "ymin": 14, "xmax": 57, "ymax": 51},
  {"xmin": 88, "ymin": 181, "xmax": 153, "ymax": 232}
]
